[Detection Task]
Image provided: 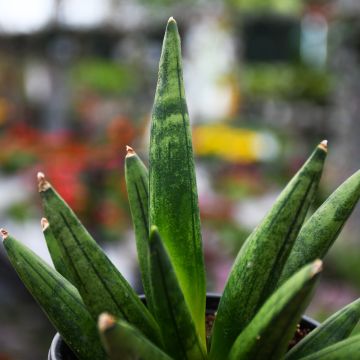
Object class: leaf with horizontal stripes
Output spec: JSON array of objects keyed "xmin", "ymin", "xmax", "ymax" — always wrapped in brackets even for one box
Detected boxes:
[
  {"xmin": 1, "ymin": 230, "xmax": 106, "ymax": 360},
  {"xmin": 37, "ymin": 172, "xmax": 162, "ymax": 346},
  {"xmin": 149, "ymin": 17, "xmax": 206, "ymax": 346},
  {"xmin": 286, "ymin": 298, "xmax": 360, "ymax": 360},
  {"xmin": 279, "ymin": 169, "xmax": 360, "ymax": 284},
  {"xmin": 209, "ymin": 142, "xmax": 327, "ymax": 360}
]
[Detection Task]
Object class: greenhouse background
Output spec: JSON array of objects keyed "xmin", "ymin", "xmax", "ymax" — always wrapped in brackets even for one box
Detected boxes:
[{"xmin": 0, "ymin": 0, "xmax": 359, "ymax": 358}]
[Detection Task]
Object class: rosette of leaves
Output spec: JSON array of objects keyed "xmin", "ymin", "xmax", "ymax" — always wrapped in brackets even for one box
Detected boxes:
[{"xmin": 2, "ymin": 18, "xmax": 360, "ymax": 360}]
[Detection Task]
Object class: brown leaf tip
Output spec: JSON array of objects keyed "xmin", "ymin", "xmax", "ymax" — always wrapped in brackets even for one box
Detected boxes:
[
  {"xmin": 98, "ymin": 313, "xmax": 116, "ymax": 332},
  {"xmin": 318, "ymin": 140, "xmax": 328, "ymax": 152},
  {"xmin": 312, "ymin": 259, "xmax": 323, "ymax": 275},
  {"xmin": 126, "ymin": 145, "xmax": 136, "ymax": 157},
  {"xmin": 41, "ymin": 218, "xmax": 49, "ymax": 231},
  {"xmin": 0, "ymin": 228, "xmax": 9, "ymax": 240},
  {"xmin": 37, "ymin": 172, "xmax": 51, "ymax": 192}
]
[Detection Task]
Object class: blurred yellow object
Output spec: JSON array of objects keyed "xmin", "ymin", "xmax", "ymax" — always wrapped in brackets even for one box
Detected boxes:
[{"xmin": 193, "ymin": 124, "xmax": 278, "ymax": 163}]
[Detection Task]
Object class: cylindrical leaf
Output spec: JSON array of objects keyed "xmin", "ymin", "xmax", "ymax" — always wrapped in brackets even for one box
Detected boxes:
[
  {"xmin": 286, "ymin": 298, "xmax": 360, "ymax": 360},
  {"xmin": 38, "ymin": 172, "xmax": 161, "ymax": 346},
  {"xmin": 228, "ymin": 260, "xmax": 322, "ymax": 360},
  {"xmin": 298, "ymin": 334, "xmax": 360, "ymax": 360},
  {"xmin": 149, "ymin": 17, "xmax": 206, "ymax": 345},
  {"xmin": 149, "ymin": 226, "xmax": 206, "ymax": 360},
  {"xmin": 1, "ymin": 230, "xmax": 106, "ymax": 360},
  {"xmin": 99, "ymin": 314, "xmax": 171, "ymax": 360},
  {"xmin": 280, "ymin": 169, "xmax": 360, "ymax": 284},
  {"xmin": 210, "ymin": 142, "xmax": 327, "ymax": 360},
  {"xmin": 41, "ymin": 217, "xmax": 74, "ymax": 284},
  {"xmin": 125, "ymin": 146, "xmax": 155, "ymax": 315}
]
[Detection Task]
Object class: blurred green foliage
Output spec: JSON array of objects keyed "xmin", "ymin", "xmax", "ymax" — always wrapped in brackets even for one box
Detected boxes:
[
  {"xmin": 242, "ymin": 64, "xmax": 333, "ymax": 102},
  {"xmin": 72, "ymin": 59, "xmax": 139, "ymax": 94}
]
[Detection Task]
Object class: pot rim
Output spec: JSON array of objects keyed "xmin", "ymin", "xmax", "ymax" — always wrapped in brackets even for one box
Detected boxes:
[{"xmin": 48, "ymin": 293, "xmax": 320, "ymax": 359}]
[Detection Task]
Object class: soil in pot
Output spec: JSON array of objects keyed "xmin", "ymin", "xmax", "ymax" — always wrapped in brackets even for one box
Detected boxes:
[{"xmin": 49, "ymin": 294, "xmax": 319, "ymax": 360}]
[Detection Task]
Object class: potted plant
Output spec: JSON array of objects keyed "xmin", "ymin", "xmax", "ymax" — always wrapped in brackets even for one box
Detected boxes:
[{"xmin": 2, "ymin": 18, "xmax": 360, "ymax": 360}]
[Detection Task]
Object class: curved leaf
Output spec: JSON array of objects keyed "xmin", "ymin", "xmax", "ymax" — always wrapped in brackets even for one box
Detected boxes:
[
  {"xmin": 228, "ymin": 260, "xmax": 322, "ymax": 360},
  {"xmin": 280, "ymin": 169, "xmax": 360, "ymax": 284},
  {"xmin": 286, "ymin": 298, "xmax": 360, "ymax": 360},
  {"xmin": 99, "ymin": 314, "xmax": 172, "ymax": 360},
  {"xmin": 38, "ymin": 172, "xmax": 161, "ymax": 346},
  {"xmin": 2, "ymin": 230, "xmax": 106, "ymax": 360},
  {"xmin": 210, "ymin": 142, "xmax": 327, "ymax": 359}
]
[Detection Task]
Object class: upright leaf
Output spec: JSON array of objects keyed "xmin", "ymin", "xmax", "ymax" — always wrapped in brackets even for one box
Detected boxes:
[
  {"xmin": 37, "ymin": 172, "xmax": 161, "ymax": 346},
  {"xmin": 99, "ymin": 314, "xmax": 171, "ymax": 360},
  {"xmin": 1, "ymin": 229, "xmax": 106, "ymax": 360},
  {"xmin": 149, "ymin": 226, "xmax": 206, "ymax": 360},
  {"xmin": 298, "ymin": 334, "xmax": 360, "ymax": 360},
  {"xmin": 149, "ymin": 17, "xmax": 206, "ymax": 344},
  {"xmin": 125, "ymin": 146, "xmax": 154, "ymax": 314},
  {"xmin": 279, "ymin": 169, "xmax": 360, "ymax": 284},
  {"xmin": 210, "ymin": 142, "xmax": 327, "ymax": 360},
  {"xmin": 228, "ymin": 260, "xmax": 322, "ymax": 360},
  {"xmin": 286, "ymin": 298, "xmax": 360, "ymax": 360},
  {"xmin": 41, "ymin": 217, "xmax": 74, "ymax": 284}
]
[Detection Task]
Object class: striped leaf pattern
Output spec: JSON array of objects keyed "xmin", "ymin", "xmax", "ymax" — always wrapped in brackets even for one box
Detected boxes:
[
  {"xmin": 210, "ymin": 142, "xmax": 327, "ymax": 360},
  {"xmin": 149, "ymin": 17, "xmax": 206, "ymax": 345}
]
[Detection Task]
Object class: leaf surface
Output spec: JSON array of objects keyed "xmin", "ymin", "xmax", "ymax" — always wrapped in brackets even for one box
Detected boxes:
[
  {"xmin": 2, "ymin": 232, "xmax": 106, "ymax": 360},
  {"xmin": 210, "ymin": 143, "xmax": 327, "ymax": 359},
  {"xmin": 149, "ymin": 17, "xmax": 206, "ymax": 344},
  {"xmin": 228, "ymin": 261, "xmax": 322, "ymax": 360},
  {"xmin": 149, "ymin": 227, "xmax": 206, "ymax": 360},
  {"xmin": 280, "ymin": 169, "xmax": 360, "ymax": 284},
  {"xmin": 286, "ymin": 298, "xmax": 360, "ymax": 360}
]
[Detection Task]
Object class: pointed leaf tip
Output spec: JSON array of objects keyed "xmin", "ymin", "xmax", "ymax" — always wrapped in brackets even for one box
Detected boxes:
[
  {"xmin": 312, "ymin": 259, "xmax": 323, "ymax": 275},
  {"xmin": 126, "ymin": 145, "xmax": 135, "ymax": 157},
  {"xmin": 0, "ymin": 228, "xmax": 8, "ymax": 240},
  {"xmin": 41, "ymin": 218, "xmax": 49, "ymax": 231},
  {"xmin": 168, "ymin": 16, "xmax": 176, "ymax": 24},
  {"xmin": 37, "ymin": 172, "xmax": 51, "ymax": 192},
  {"xmin": 98, "ymin": 313, "xmax": 116, "ymax": 332},
  {"xmin": 318, "ymin": 140, "xmax": 328, "ymax": 152},
  {"xmin": 150, "ymin": 225, "xmax": 159, "ymax": 234}
]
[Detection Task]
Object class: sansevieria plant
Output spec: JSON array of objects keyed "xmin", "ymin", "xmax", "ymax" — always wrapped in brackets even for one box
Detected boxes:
[{"xmin": 2, "ymin": 18, "xmax": 360, "ymax": 360}]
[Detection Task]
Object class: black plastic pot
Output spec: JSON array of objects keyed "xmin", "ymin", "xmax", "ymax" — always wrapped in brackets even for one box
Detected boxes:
[{"xmin": 48, "ymin": 293, "xmax": 319, "ymax": 360}]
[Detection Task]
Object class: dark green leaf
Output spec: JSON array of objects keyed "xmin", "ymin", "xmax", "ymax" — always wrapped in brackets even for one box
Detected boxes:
[
  {"xmin": 210, "ymin": 143, "xmax": 327, "ymax": 359},
  {"xmin": 227, "ymin": 260, "xmax": 322, "ymax": 360},
  {"xmin": 149, "ymin": 226, "xmax": 206, "ymax": 360},
  {"xmin": 286, "ymin": 298, "xmax": 360, "ymax": 360},
  {"xmin": 149, "ymin": 17, "xmax": 206, "ymax": 345}
]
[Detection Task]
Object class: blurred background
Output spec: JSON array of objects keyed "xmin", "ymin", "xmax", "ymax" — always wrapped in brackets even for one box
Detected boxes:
[{"xmin": 0, "ymin": 0, "xmax": 359, "ymax": 358}]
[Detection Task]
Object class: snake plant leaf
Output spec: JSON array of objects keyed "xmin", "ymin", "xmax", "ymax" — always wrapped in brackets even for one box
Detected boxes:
[
  {"xmin": 41, "ymin": 217, "xmax": 74, "ymax": 284},
  {"xmin": 98, "ymin": 313, "xmax": 172, "ymax": 360},
  {"xmin": 297, "ymin": 334, "xmax": 360, "ymax": 360},
  {"xmin": 285, "ymin": 298, "xmax": 360, "ymax": 360},
  {"xmin": 125, "ymin": 146, "xmax": 154, "ymax": 315},
  {"xmin": 210, "ymin": 142, "xmax": 327, "ymax": 360},
  {"xmin": 279, "ymin": 169, "xmax": 360, "ymax": 284},
  {"xmin": 228, "ymin": 260, "xmax": 322, "ymax": 360},
  {"xmin": 149, "ymin": 226, "xmax": 206, "ymax": 360},
  {"xmin": 149, "ymin": 17, "xmax": 206, "ymax": 345},
  {"xmin": 1, "ymin": 229, "xmax": 106, "ymax": 360},
  {"xmin": 37, "ymin": 172, "xmax": 161, "ymax": 346}
]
